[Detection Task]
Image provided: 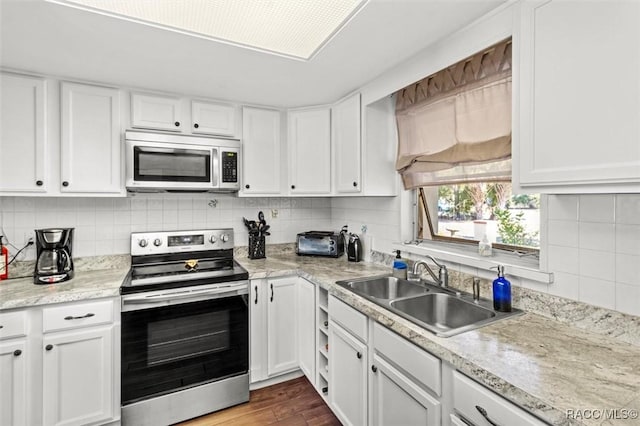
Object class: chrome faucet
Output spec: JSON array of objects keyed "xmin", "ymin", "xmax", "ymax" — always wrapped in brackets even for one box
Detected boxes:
[{"xmin": 411, "ymin": 255, "xmax": 449, "ymax": 288}]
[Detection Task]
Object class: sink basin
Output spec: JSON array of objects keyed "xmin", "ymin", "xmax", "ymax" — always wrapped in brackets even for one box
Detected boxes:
[
  {"xmin": 335, "ymin": 274, "xmax": 521, "ymax": 337},
  {"xmin": 344, "ymin": 276, "xmax": 428, "ymax": 300},
  {"xmin": 390, "ymin": 293, "xmax": 495, "ymax": 332}
]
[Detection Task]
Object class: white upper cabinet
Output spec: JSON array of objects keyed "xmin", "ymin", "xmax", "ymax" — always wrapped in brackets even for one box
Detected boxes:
[
  {"xmin": 0, "ymin": 73, "xmax": 47, "ymax": 193},
  {"xmin": 332, "ymin": 93, "xmax": 362, "ymax": 194},
  {"xmin": 60, "ymin": 82, "xmax": 122, "ymax": 194},
  {"xmin": 515, "ymin": 0, "xmax": 640, "ymax": 193},
  {"xmin": 241, "ymin": 107, "xmax": 282, "ymax": 195},
  {"xmin": 131, "ymin": 92, "xmax": 183, "ymax": 132},
  {"xmin": 288, "ymin": 107, "xmax": 331, "ymax": 195},
  {"xmin": 191, "ymin": 100, "xmax": 238, "ymax": 137}
]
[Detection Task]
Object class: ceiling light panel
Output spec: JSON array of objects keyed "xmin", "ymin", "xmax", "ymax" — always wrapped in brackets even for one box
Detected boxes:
[{"xmin": 47, "ymin": 0, "xmax": 367, "ymax": 60}]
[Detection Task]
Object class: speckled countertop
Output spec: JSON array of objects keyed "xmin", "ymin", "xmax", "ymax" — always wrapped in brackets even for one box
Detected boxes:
[
  {"xmin": 238, "ymin": 253, "xmax": 640, "ymax": 426},
  {"xmin": 2, "ymin": 252, "xmax": 638, "ymax": 426}
]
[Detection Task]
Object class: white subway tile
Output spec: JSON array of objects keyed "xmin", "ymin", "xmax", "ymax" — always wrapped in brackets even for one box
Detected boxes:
[
  {"xmin": 579, "ymin": 277, "xmax": 616, "ymax": 310},
  {"xmin": 547, "ymin": 195, "xmax": 578, "ymax": 221},
  {"xmin": 130, "ymin": 198, "xmax": 147, "ymax": 211},
  {"xmin": 578, "ymin": 195, "xmax": 615, "ymax": 223},
  {"xmin": 130, "ymin": 210, "xmax": 147, "ymax": 225},
  {"xmin": 615, "ymin": 283, "xmax": 640, "ymax": 316},
  {"xmin": 0, "ymin": 197, "xmax": 15, "ymax": 212},
  {"xmin": 75, "ymin": 226, "xmax": 96, "ymax": 242},
  {"xmin": 13, "ymin": 198, "xmax": 36, "ymax": 211},
  {"xmin": 579, "ymin": 222, "xmax": 615, "ymax": 252},
  {"xmin": 547, "ymin": 245, "xmax": 580, "ymax": 274},
  {"xmin": 35, "ymin": 211, "xmax": 58, "ymax": 228},
  {"xmin": 616, "ymin": 254, "xmax": 640, "ymax": 286},
  {"xmin": 95, "ymin": 210, "xmax": 114, "ymax": 225},
  {"xmin": 114, "ymin": 211, "xmax": 131, "ymax": 225},
  {"xmin": 616, "ymin": 224, "xmax": 640, "ymax": 255},
  {"xmin": 113, "ymin": 239, "xmax": 130, "ymax": 254},
  {"xmin": 547, "ymin": 220, "xmax": 579, "ymax": 247},
  {"xmin": 615, "ymin": 194, "xmax": 640, "ymax": 225},
  {"xmin": 147, "ymin": 210, "xmax": 163, "ymax": 224},
  {"xmin": 579, "ymin": 249, "xmax": 615, "ymax": 281},
  {"xmin": 548, "ymin": 272, "xmax": 580, "ymax": 300},
  {"xmin": 162, "ymin": 198, "xmax": 178, "ymax": 211},
  {"xmin": 74, "ymin": 240, "xmax": 96, "ymax": 258},
  {"xmin": 147, "ymin": 198, "xmax": 163, "ymax": 210},
  {"xmin": 95, "ymin": 240, "xmax": 114, "ymax": 256},
  {"xmin": 93, "ymin": 198, "xmax": 114, "ymax": 210},
  {"xmin": 14, "ymin": 211, "xmax": 36, "ymax": 228}
]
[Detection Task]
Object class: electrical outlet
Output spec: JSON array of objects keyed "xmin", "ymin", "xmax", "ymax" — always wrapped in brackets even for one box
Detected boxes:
[
  {"xmin": 24, "ymin": 232, "xmax": 34, "ymax": 245},
  {"xmin": 271, "ymin": 209, "xmax": 278, "ymax": 218}
]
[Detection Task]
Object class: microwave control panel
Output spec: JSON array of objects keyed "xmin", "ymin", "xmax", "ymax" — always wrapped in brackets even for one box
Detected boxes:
[{"xmin": 221, "ymin": 151, "xmax": 238, "ymax": 183}]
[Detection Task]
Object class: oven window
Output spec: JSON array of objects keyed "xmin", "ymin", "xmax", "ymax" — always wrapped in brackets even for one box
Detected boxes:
[
  {"xmin": 134, "ymin": 147, "xmax": 211, "ymax": 182},
  {"xmin": 121, "ymin": 295, "xmax": 248, "ymax": 404}
]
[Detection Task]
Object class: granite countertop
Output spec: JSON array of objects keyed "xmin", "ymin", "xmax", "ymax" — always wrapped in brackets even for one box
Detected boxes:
[
  {"xmin": 237, "ymin": 253, "xmax": 640, "ymax": 426},
  {"xmin": 0, "ymin": 268, "xmax": 128, "ymax": 310},
  {"xmin": 2, "ymin": 253, "xmax": 638, "ymax": 425}
]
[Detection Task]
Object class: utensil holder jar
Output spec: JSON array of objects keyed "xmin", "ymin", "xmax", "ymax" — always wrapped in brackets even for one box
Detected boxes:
[{"xmin": 248, "ymin": 234, "xmax": 266, "ymax": 259}]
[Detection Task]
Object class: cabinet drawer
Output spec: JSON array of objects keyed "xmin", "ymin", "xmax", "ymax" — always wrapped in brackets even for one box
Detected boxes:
[
  {"xmin": 329, "ymin": 295, "xmax": 367, "ymax": 342},
  {"xmin": 43, "ymin": 300, "xmax": 113, "ymax": 333},
  {"xmin": 453, "ymin": 371, "xmax": 547, "ymax": 426},
  {"xmin": 373, "ymin": 322, "xmax": 441, "ymax": 396},
  {"xmin": 0, "ymin": 310, "xmax": 27, "ymax": 340}
]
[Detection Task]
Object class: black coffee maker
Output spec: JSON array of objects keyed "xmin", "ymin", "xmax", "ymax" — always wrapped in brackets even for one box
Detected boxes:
[{"xmin": 34, "ymin": 228, "xmax": 74, "ymax": 284}]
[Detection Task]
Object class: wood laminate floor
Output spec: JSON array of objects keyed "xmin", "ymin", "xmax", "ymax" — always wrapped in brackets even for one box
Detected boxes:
[{"xmin": 179, "ymin": 377, "xmax": 342, "ymax": 426}]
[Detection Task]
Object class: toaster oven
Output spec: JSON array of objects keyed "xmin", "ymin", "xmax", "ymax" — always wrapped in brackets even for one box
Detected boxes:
[{"xmin": 296, "ymin": 231, "xmax": 344, "ymax": 258}]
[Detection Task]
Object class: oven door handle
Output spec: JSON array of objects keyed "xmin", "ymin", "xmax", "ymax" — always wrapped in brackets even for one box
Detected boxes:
[{"xmin": 122, "ymin": 283, "xmax": 248, "ymax": 311}]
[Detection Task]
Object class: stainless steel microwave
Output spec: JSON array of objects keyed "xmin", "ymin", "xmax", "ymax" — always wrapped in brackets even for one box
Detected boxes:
[{"xmin": 125, "ymin": 131, "xmax": 240, "ymax": 193}]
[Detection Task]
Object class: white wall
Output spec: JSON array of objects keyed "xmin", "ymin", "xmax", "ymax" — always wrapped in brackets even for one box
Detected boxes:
[{"xmin": 0, "ymin": 194, "xmax": 331, "ymax": 261}]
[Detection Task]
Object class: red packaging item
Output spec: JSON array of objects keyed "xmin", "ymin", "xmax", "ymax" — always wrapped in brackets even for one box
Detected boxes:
[{"xmin": 0, "ymin": 241, "xmax": 8, "ymax": 280}]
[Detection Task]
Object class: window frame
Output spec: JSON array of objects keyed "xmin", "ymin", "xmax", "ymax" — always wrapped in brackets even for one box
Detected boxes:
[{"xmin": 417, "ymin": 187, "xmax": 540, "ymax": 255}]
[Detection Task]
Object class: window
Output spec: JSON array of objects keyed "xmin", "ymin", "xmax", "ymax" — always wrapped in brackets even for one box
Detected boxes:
[{"xmin": 418, "ymin": 183, "xmax": 540, "ymax": 252}]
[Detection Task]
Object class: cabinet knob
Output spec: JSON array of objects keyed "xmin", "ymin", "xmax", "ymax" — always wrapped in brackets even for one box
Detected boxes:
[
  {"xmin": 245, "ymin": 184, "xmax": 250, "ymax": 189},
  {"xmin": 194, "ymin": 123, "xmax": 199, "ymax": 129},
  {"xmin": 174, "ymin": 121, "xmax": 180, "ymax": 127},
  {"xmin": 62, "ymin": 181, "xmax": 69, "ymax": 187},
  {"xmin": 45, "ymin": 344, "xmax": 53, "ymax": 351},
  {"xmin": 291, "ymin": 185, "xmax": 296, "ymax": 190},
  {"xmin": 353, "ymin": 181, "xmax": 357, "ymax": 187},
  {"xmin": 13, "ymin": 349, "xmax": 22, "ymax": 357},
  {"xmin": 36, "ymin": 180, "xmax": 43, "ymax": 186},
  {"xmin": 356, "ymin": 351, "xmax": 362, "ymax": 359},
  {"xmin": 371, "ymin": 365, "xmax": 377, "ymax": 373}
]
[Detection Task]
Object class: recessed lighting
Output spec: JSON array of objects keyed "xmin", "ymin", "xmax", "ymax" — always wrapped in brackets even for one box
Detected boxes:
[{"xmin": 45, "ymin": 0, "xmax": 368, "ymax": 60}]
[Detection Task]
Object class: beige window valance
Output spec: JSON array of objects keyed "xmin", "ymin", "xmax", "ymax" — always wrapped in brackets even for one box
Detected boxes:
[{"xmin": 395, "ymin": 39, "xmax": 512, "ymax": 188}]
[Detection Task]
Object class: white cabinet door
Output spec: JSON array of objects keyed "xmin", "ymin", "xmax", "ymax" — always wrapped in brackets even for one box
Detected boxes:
[
  {"xmin": 288, "ymin": 107, "xmax": 331, "ymax": 195},
  {"xmin": 60, "ymin": 82, "xmax": 122, "ymax": 194},
  {"xmin": 516, "ymin": 0, "xmax": 640, "ymax": 192},
  {"xmin": 266, "ymin": 277, "xmax": 299, "ymax": 376},
  {"xmin": 250, "ymin": 279, "xmax": 267, "ymax": 382},
  {"xmin": 241, "ymin": 107, "xmax": 282, "ymax": 195},
  {"xmin": 332, "ymin": 93, "xmax": 361, "ymax": 194},
  {"xmin": 0, "ymin": 341, "xmax": 27, "ymax": 426},
  {"xmin": 131, "ymin": 92, "xmax": 183, "ymax": 132},
  {"xmin": 42, "ymin": 325, "xmax": 114, "ymax": 426},
  {"xmin": 0, "ymin": 73, "xmax": 47, "ymax": 193},
  {"xmin": 370, "ymin": 354, "xmax": 441, "ymax": 426},
  {"xmin": 296, "ymin": 278, "xmax": 315, "ymax": 383},
  {"xmin": 328, "ymin": 321, "xmax": 367, "ymax": 426},
  {"xmin": 192, "ymin": 100, "xmax": 237, "ymax": 137}
]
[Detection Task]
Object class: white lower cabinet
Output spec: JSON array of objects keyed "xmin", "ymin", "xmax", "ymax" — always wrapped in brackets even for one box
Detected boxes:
[
  {"xmin": 0, "ymin": 298, "xmax": 119, "ymax": 426},
  {"xmin": 370, "ymin": 354, "xmax": 440, "ymax": 426},
  {"xmin": 42, "ymin": 326, "xmax": 114, "ymax": 426},
  {"xmin": 328, "ymin": 320, "xmax": 368, "ymax": 426},
  {"xmin": 250, "ymin": 276, "xmax": 299, "ymax": 384},
  {"xmin": 0, "ymin": 340, "xmax": 28, "ymax": 426},
  {"xmin": 452, "ymin": 371, "xmax": 546, "ymax": 426},
  {"xmin": 297, "ymin": 278, "xmax": 316, "ymax": 383}
]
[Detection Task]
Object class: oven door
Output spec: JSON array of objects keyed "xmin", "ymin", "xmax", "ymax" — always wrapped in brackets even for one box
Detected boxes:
[
  {"xmin": 121, "ymin": 282, "xmax": 248, "ymax": 405},
  {"xmin": 126, "ymin": 140, "xmax": 217, "ymax": 190}
]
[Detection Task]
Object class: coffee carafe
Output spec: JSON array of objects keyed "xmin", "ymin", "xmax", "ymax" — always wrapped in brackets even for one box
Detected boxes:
[{"xmin": 34, "ymin": 228, "xmax": 74, "ymax": 284}]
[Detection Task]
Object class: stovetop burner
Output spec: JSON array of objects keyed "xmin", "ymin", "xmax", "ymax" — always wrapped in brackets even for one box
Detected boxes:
[{"xmin": 122, "ymin": 229, "xmax": 248, "ymax": 295}]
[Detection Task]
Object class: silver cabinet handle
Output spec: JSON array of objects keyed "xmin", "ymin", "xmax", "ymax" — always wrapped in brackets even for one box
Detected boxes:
[
  {"xmin": 476, "ymin": 405, "xmax": 501, "ymax": 426},
  {"xmin": 64, "ymin": 313, "xmax": 95, "ymax": 320}
]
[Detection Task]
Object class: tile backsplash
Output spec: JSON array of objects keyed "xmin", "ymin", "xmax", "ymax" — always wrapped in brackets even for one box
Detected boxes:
[{"xmin": 0, "ymin": 194, "xmax": 331, "ymax": 262}]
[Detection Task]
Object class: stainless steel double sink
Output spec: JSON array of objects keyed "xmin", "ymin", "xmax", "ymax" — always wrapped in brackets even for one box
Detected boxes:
[{"xmin": 335, "ymin": 275, "xmax": 521, "ymax": 337}]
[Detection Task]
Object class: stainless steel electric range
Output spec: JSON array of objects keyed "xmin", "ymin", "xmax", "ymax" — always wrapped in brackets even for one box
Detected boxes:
[{"xmin": 120, "ymin": 229, "xmax": 249, "ymax": 426}]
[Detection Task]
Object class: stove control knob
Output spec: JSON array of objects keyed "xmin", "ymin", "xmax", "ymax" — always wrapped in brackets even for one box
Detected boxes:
[
  {"xmin": 209, "ymin": 235, "xmax": 217, "ymax": 244},
  {"xmin": 221, "ymin": 234, "xmax": 229, "ymax": 243},
  {"xmin": 138, "ymin": 239, "xmax": 148, "ymax": 248},
  {"xmin": 153, "ymin": 239, "xmax": 162, "ymax": 247}
]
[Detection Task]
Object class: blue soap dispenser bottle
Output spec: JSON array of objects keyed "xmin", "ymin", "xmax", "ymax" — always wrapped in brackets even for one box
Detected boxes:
[{"xmin": 492, "ymin": 265, "xmax": 512, "ymax": 312}]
